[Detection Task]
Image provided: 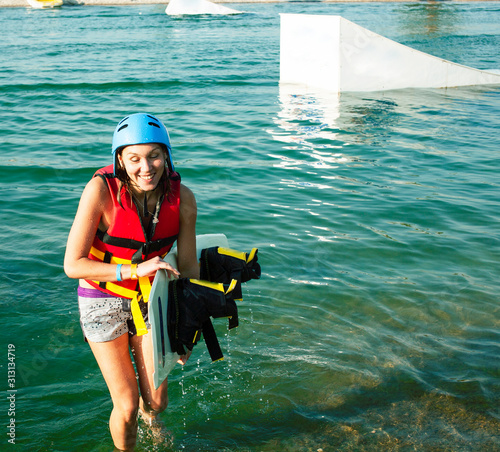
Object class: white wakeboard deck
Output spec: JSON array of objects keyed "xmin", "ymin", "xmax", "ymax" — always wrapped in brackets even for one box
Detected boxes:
[{"xmin": 149, "ymin": 233, "xmax": 229, "ymax": 389}]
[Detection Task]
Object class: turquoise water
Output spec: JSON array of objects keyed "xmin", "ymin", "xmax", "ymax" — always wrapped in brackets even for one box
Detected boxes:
[{"xmin": 1, "ymin": 1, "xmax": 499, "ymax": 450}]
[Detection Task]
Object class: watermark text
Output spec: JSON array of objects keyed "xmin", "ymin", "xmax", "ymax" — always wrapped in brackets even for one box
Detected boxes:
[{"xmin": 6, "ymin": 344, "xmax": 16, "ymax": 445}]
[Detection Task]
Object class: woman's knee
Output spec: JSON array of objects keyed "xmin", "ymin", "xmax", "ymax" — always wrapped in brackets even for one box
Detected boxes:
[
  {"xmin": 114, "ymin": 396, "xmax": 140, "ymax": 424},
  {"xmin": 151, "ymin": 394, "xmax": 169, "ymax": 413},
  {"xmin": 143, "ymin": 391, "xmax": 168, "ymax": 414}
]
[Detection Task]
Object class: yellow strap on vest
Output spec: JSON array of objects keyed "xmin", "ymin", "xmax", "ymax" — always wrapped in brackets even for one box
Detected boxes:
[
  {"xmin": 98, "ymin": 281, "xmax": 137, "ymax": 299},
  {"xmin": 90, "ymin": 281, "xmax": 148, "ymax": 336},
  {"xmin": 130, "ymin": 295, "xmax": 148, "ymax": 336},
  {"xmin": 89, "ymin": 247, "xmax": 173, "ymax": 337},
  {"xmin": 138, "ymin": 276, "xmax": 152, "ymax": 303},
  {"xmin": 90, "ymin": 246, "xmax": 131, "ymax": 265},
  {"xmin": 90, "ymin": 280, "xmax": 149, "ymax": 337},
  {"xmin": 90, "ymin": 246, "xmax": 156, "ymax": 302}
]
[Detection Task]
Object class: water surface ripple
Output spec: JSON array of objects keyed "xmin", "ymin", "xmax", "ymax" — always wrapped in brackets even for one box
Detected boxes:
[{"xmin": 0, "ymin": 2, "xmax": 499, "ymax": 451}]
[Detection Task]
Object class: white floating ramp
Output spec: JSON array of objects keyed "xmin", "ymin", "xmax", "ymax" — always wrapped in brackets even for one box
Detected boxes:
[
  {"xmin": 280, "ymin": 13, "xmax": 500, "ymax": 92},
  {"xmin": 166, "ymin": 0, "xmax": 241, "ymax": 16}
]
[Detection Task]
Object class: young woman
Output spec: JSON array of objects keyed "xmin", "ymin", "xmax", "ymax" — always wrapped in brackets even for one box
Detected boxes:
[{"xmin": 64, "ymin": 113, "xmax": 199, "ymax": 451}]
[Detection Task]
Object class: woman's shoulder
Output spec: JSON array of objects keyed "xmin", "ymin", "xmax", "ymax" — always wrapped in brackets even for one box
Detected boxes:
[
  {"xmin": 179, "ymin": 183, "xmax": 196, "ymax": 203},
  {"xmin": 87, "ymin": 172, "xmax": 110, "ymax": 192},
  {"xmin": 179, "ymin": 183, "xmax": 197, "ymax": 220},
  {"xmin": 80, "ymin": 172, "xmax": 112, "ymax": 209}
]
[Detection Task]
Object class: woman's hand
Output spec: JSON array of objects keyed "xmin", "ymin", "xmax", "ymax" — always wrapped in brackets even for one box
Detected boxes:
[{"xmin": 137, "ymin": 256, "xmax": 180, "ymax": 280}]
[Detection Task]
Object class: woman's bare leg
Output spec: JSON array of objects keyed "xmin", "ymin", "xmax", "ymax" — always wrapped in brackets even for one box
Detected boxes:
[
  {"xmin": 89, "ymin": 334, "xmax": 139, "ymax": 451},
  {"xmin": 130, "ymin": 332, "xmax": 169, "ymax": 423}
]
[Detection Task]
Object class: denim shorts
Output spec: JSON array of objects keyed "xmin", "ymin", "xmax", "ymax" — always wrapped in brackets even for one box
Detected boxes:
[{"xmin": 78, "ymin": 286, "xmax": 149, "ymax": 342}]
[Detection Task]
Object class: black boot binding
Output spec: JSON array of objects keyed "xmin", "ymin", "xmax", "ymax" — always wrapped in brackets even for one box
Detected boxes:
[{"xmin": 167, "ymin": 247, "xmax": 261, "ymax": 361}]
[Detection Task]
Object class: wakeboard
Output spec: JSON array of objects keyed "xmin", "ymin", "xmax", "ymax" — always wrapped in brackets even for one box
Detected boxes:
[{"xmin": 149, "ymin": 233, "xmax": 229, "ymax": 389}]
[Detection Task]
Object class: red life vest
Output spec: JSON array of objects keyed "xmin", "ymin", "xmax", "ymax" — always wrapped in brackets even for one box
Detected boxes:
[{"xmin": 85, "ymin": 164, "xmax": 181, "ymax": 300}]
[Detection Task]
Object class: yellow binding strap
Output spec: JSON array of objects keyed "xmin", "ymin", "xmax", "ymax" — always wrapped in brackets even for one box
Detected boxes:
[
  {"xmin": 218, "ymin": 247, "xmax": 247, "ymax": 261},
  {"xmin": 218, "ymin": 246, "xmax": 257, "ymax": 264},
  {"xmin": 189, "ymin": 279, "xmax": 225, "ymax": 292},
  {"xmin": 246, "ymin": 248, "xmax": 258, "ymax": 263},
  {"xmin": 189, "ymin": 278, "xmax": 238, "ymax": 295},
  {"xmin": 226, "ymin": 278, "xmax": 238, "ymax": 294}
]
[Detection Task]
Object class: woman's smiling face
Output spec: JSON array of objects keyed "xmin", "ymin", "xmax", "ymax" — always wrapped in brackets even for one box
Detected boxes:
[{"xmin": 119, "ymin": 143, "xmax": 166, "ymax": 194}]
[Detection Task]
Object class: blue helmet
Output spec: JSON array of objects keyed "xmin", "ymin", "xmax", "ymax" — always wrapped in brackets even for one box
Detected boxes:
[{"xmin": 111, "ymin": 113, "xmax": 174, "ymax": 175}]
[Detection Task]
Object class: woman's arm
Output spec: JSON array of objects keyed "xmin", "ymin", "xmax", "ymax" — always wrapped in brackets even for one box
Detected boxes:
[
  {"xmin": 64, "ymin": 177, "xmax": 179, "ymax": 282},
  {"xmin": 176, "ymin": 184, "xmax": 199, "ymax": 279},
  {"xmin": 64, "ymin": 176, "xmax": 116, "ymax": 281}
]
